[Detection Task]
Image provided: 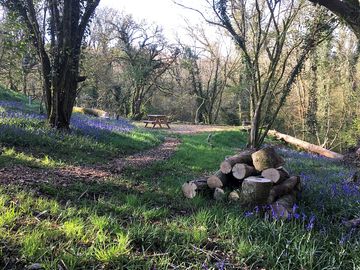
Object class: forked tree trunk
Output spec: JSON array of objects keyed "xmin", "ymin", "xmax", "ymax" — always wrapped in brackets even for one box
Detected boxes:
[{"xmin": 3, "ymin": 0, "xmax": 101, "ymax": 131}]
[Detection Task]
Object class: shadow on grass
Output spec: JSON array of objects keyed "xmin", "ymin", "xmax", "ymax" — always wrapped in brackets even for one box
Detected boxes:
[
  {"xmin": 3, "ymin": 131, "xmax": 357, "ymax": 269},
  {"xmin": 0, "ymin": 125, "xmax": 162, "ymax": 167}
]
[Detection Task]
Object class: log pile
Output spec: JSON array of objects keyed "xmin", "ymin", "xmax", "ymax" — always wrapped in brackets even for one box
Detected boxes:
[{"xmin": 182, "ymin": 146, "xmax": 302, "ymax": 218}]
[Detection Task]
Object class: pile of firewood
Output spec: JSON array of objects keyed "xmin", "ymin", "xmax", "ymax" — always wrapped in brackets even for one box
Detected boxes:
[{"xmin": 182, "ymin": 146, "xmax": 301, "ymax": 218}]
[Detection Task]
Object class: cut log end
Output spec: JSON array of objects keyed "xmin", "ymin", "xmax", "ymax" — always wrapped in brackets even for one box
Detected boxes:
[
  {"xmin": 240, "ymin": 177, "xmax": 273, "ymax": 206},
  {"xmin": 232, "ymin": 163, "xmax": 257, "ymax": 180},
  {"xmin": 214, "ymin": 188, "xmax": 225, "ymax": 201},
  {"xmin": 182, "ymin": 179, "xmax": 208, "ymax": 199},
  {"xmin": 182, "ymin": 182, "xmax": 197, "ymax": 199},
  {"xmin": 220, "ymin": 150, "xmax": 254, "ymax": 174},
  {"xmin": 220, "ymin": 161, "xmax": 232, "ymax": 174},
  {"xmin": 261, "ymin": 168, "xmax": 289, "ymax": 184},
  {"xmin": 228, "ymin": 190, "xmax": 240, "ymax": 201},
  {"xmin": 207, "ymin": 170, "xmax": 228, "ymax": 189},
  {"xmin": 251, "ymin": 147, "xmax": 285, "ymax": 171}
]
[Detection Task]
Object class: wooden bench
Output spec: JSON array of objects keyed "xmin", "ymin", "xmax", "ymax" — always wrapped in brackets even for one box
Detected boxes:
[{"xmin": 144, "ymin": 115, "xmax": 171, "ymax": 128}]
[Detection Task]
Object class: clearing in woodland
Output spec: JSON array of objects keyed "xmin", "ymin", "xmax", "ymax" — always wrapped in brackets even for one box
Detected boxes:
[{"xmin": 0, "ymin": 88, "xmax": 359, "ymax": 269}]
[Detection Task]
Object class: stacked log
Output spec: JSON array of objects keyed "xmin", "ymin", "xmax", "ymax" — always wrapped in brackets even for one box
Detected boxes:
[
  {"xmin": 182, "ymin": 178, "xmax": 208, "ymax": 199},
  {"xmin": 182, "ymin": 146, "xmax": 302, "ymax": 216}
]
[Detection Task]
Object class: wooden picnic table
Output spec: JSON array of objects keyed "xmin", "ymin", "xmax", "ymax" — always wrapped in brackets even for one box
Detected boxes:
[{"xmin": 144, "ymin": 114, "xmax": 171, "ymax": 129}]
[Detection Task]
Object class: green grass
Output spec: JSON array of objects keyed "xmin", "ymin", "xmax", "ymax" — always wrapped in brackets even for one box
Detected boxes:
[
  {"xmin": 0, "ymin": 85, "xmax": 29, "ymax": 102},
  {"xmin": 0, "ymin": 118, "xmax": 161, "ymax": 166},
  {"xmin": 0, "ymin": 128, "xmax": 358, "ymax": 269},
  {"xmin": 0, "ymin": 86, "xmax": 359, "ymax": 269}
]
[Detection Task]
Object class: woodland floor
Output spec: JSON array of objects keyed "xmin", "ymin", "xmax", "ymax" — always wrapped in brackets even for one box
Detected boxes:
[
  {"xmin": 1, "ymin": 88, "xmax": 360, "ymax": 269},
  {"xmin": 0, "ymin": 137, "xmax": 181, "ymax": 188}
]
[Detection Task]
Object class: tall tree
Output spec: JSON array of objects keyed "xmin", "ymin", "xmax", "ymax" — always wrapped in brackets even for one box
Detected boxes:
[
  {"xmin": 111, "ymin": 14, "xmax": 178, "ymax": 120},
  {"xmin": 195, "ymin": 0, "xmax": 335, "ymax": 148},
  {"xmin": 0, "ymin": 0, "xmax": 100, "ymax": 129}
]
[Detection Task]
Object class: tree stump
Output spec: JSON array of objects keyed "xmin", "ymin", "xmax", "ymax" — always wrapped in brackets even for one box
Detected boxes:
[
  {"xmin": 240, "ymin": 177, "xmax": 272, "ymax": 206},
  {"xmin": 220, "ymin": 150, "xmax": 254, "ymax": 174},
  {"xmin": 261, "ymin": 168, "xmax": 289, "ymax": 184},
  {"xmin": 232, "ymin": 164, "xmax": 257, "ymax": 180},
  {"xmin": 251, "ymin": 147, "xmax": 284, "ymax": 171},
  {"xmin": 207, "ymin": 170, "xmax": 228, "ymax": 189}
]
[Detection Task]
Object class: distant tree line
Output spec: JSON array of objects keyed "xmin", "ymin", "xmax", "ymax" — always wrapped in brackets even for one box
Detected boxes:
[{"xmin": 0, "ymin": 0, "xmax": 359, "ymax": 150}]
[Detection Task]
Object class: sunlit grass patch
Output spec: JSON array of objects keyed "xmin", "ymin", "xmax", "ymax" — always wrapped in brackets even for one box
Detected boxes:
[
  {"xmin": 21, "ymin": 231, "xmax": 46, "ymax": 259},
  {"xmin": 61, "ymin": 218, "xmax": 85, "ymax": 240},
  {"xmin": 89, "ymin": 214, "xmax": 111, "ymax": 231},
  {"xmin": 0, "ymin": 147, "xmax": 59, "ymax": 168},
  {"xmin": 92, "ymin": 232, "xmax": 130, "ymax": 263},
  {"xmin": 0, "ymin": 205, "xmax": 18, "ymax": 227}
]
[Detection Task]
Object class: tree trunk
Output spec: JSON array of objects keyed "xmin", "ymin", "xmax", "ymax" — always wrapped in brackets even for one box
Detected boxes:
[
  {"xmin": 220, "ymin": 150, "xmax": 254, "ymax": 174},
  {"xmin": 131, "ymin": 94, "xmax": 143, "ymax": 120},
  {"xmin": 261, "ymin": 168, "xmax": 290, "ymax": 184},
  {"xmin": 268, "ymin": 129, "xmax": 344, "ymax": 160},
  {"xmin": 240, "ymin": 177, "xmax": 272, "ymax": 206},
  {"xmin": 232, "ymin": 164, "xmax": 257, "ymax": 180},
  {"xmin": 251, "ymin": 147, "xmax": 285, "ymax": 171},
  {"xmin": 48, "ymin": 68, "xmax": 78, "ymax": 129}
]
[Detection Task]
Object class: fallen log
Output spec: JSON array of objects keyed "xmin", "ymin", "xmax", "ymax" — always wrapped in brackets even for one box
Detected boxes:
[
  {"xmin": 207, "ymin": 170, "xmax": 228, "ymax": 189},
  {"xmin": 182, "ymin": 178, "xmax": 209, "ymax": 199},
  {"xmin": 267, "ymin": 176, "xmax": 300, "ymax": 203},
  {"xmin": 232, "ymin": 163, "xmax": 257, "ymax": 180},
  {"xmin": 251, "ymin": 147, "xmax": 285, "ymax": 171},
  {"xmin": 240, "ymin": 177, "xmax": 272, "ymax": 206},
  {"xmin": 261, "ymin": 168, "xmax": 289, "ymax": 184},
  {"xmin": 220, "ymin": 150, "xmax": 254, "ymax": 174},
  {"xmin": 268, "ymin": 130, "xmax": 344, "ymax": 160}
]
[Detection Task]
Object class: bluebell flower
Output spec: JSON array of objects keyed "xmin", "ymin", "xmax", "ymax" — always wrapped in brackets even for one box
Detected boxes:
[
  {"xmin": 215, "ymin": 260, "xmax": 225, "ymax": 270},
  {"xmin": 306, "ymin": 214, "xmax": 315, "ymax": 231}
]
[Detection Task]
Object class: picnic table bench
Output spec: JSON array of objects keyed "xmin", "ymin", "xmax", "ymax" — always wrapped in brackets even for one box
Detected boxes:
[{"xmin": 144, "ymin": 114, "xmax": 171, "ymax": 129}]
